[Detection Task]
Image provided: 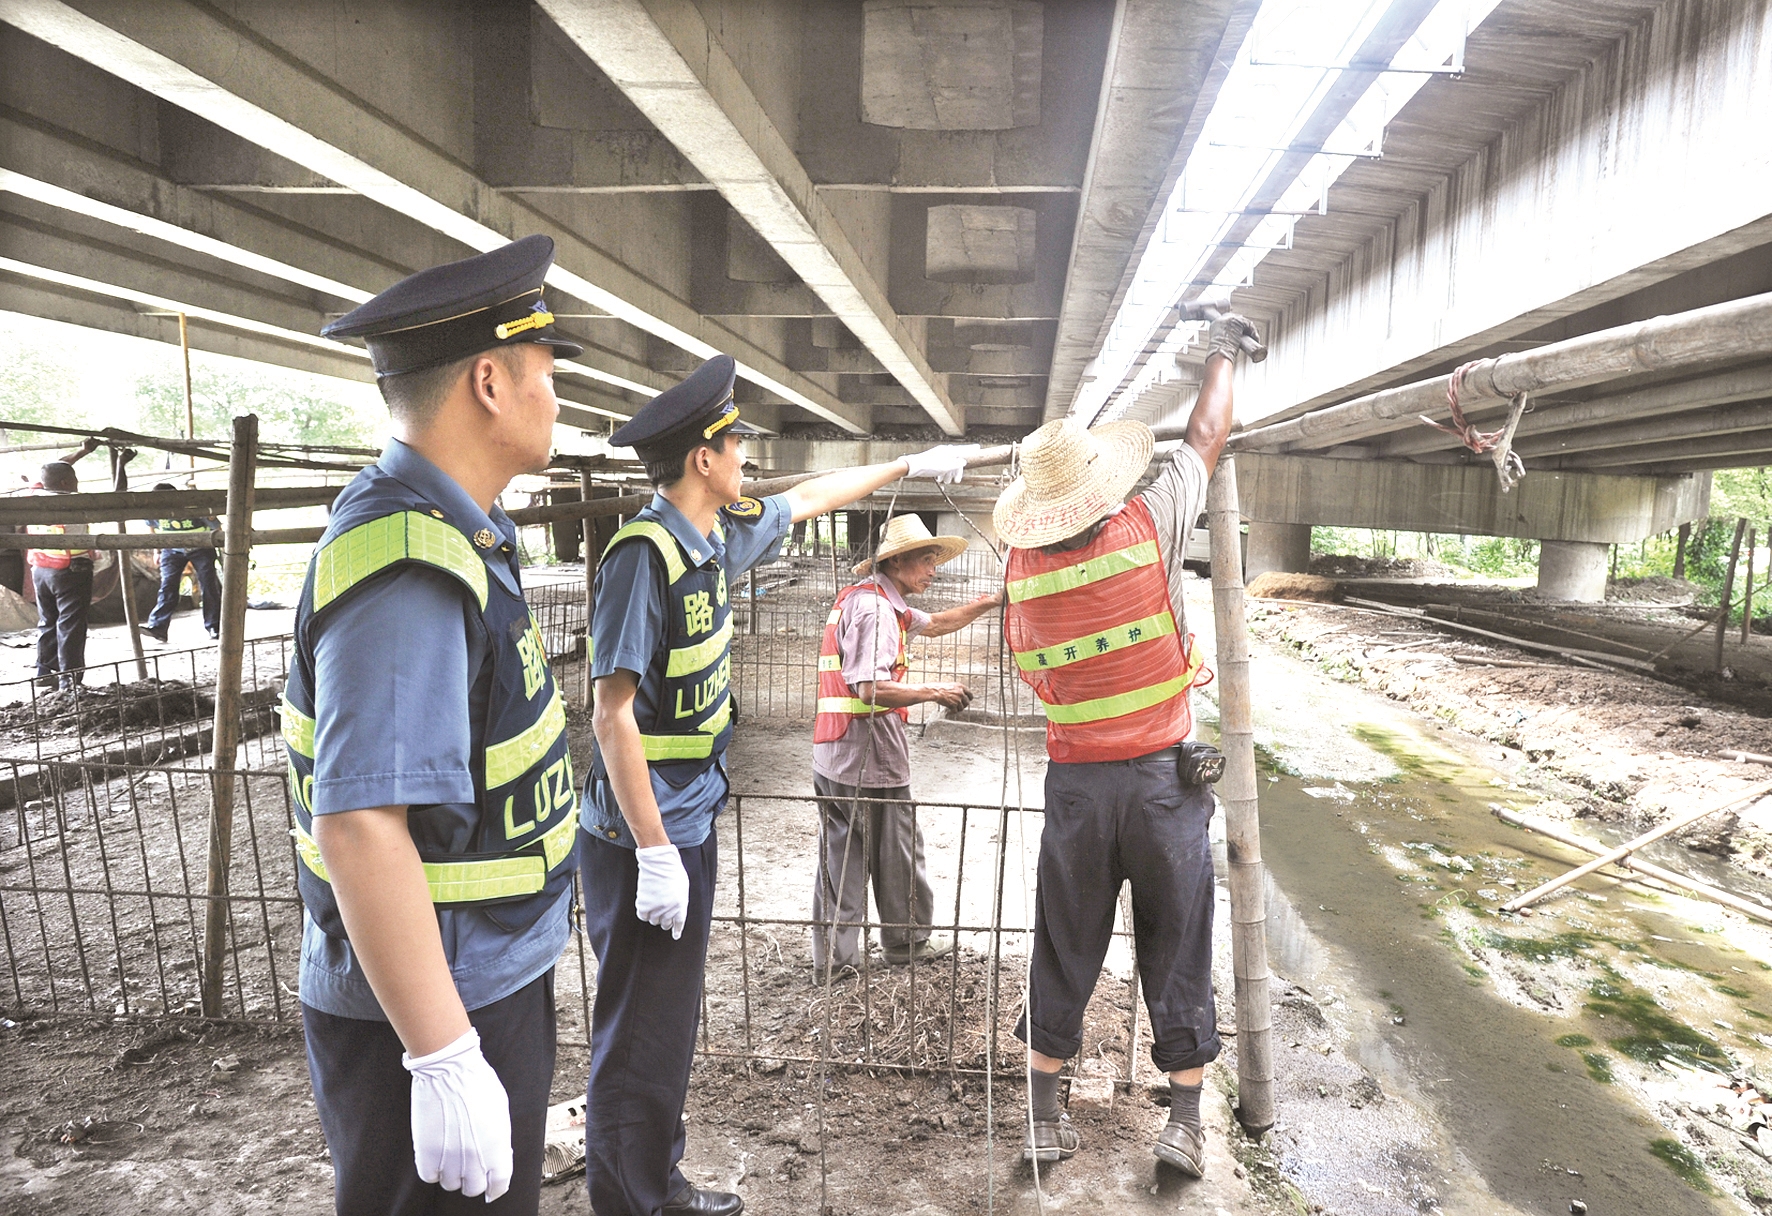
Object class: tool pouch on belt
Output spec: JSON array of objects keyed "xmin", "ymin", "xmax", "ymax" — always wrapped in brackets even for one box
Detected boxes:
[{"xmin": 1178, "ymin": 741, "xmax": 1225, "ymax": 788}]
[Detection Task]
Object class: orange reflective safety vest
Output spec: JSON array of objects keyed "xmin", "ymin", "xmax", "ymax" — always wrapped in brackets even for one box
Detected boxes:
[
  {"xmin": 1004, "ymin": 499, "xmax": 1209, "ymax": 763},
  {"xmin": 25, "ymin": 490, "xmax": 95, "ymax": 569},
  {"xmin": 814, "ymin": 581, "xmax": 912, "ymax": 744}
]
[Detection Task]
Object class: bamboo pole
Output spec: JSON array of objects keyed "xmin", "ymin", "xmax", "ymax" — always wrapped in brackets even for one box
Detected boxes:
[
  {"xmin": 1206, "ymin": 456, "xmax": 1274, "ymax": 1135},
  {"xmin": 1675, "ymin": 522, "xmax": 1691, "ymax": 580},
  {"xmin": 1230, "ymin": 290, "xmax": 1772, "ymax": 453},
  {"xmin": 1719, "ymin": 518, "xmax": 1747, "ymax": 671},
  {"xmin": 1491, "ymin": 806, "xmax": 1772, "ymax": 926},
  {"xmin": 828, "ymin": 511, "xmax": 839, "ymax": 598},
  {"xmin": 109, "ymin": 447, "xmax": 148, "ymax": 681},
  {"xmin": 1745, "ymin": 527, "xmax": 1757, "ymax": 646},
  {"xmin": 1500, "ymin": 780, "xmax": 1772, "ymax": 914},
  {"xmin": 179, "ymin": 312, "xmax": 196, "ymax": 471},
  {"xmin": 200, "ymin": 414, "xmax": 258, "ymax": 1018}
]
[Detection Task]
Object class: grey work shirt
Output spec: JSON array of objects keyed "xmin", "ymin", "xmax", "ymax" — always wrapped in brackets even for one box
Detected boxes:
[
  {"xmin": 297, "ymin": 438, "xmax": 571, "ymax": 1021},
  {"xmin": 1134, "ymin": 442, "xmax": 1210, "ymax": 634},
  {"xmin": 811, "ymin": 573, "xmax": 933, "ymax": 788},
  {"xmin": 580, "ymin": 491, "xmax": 791, "ymax": 848}
]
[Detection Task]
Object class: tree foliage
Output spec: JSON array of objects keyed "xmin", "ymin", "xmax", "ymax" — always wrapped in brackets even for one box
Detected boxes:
[{"xmin": 133, "ymin": 363, "xmax": 378, "ymax": 449}]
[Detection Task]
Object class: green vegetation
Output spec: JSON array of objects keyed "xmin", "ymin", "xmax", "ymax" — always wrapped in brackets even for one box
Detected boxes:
[
  {"xmin": 1648, "ymin": 1137, "xmax": 1716, "ymax": 1194},
  {"xmin": 1585, "ymin": 977, "xmax": 1728, "ymax": 1068},
  {"xmin": 1580, "ymin": 1051, "xmax": 1615, "ymax": 1083},
  {"xmin": 1554, "ymin": 1033, "xmax": 1594, "ymax": 1048}
]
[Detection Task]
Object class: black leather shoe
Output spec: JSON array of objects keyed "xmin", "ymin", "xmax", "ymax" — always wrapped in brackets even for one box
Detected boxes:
[{"xmin": 662, "ymin": 1183, "xmax": 744, "ymax": 1215}]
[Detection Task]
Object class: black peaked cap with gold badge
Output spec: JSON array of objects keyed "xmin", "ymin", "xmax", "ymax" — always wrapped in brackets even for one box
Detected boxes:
[
  {"xmin": 321, "ymin": 234, "xmax": 584, "ymax": 376},
  {"xmin": 611, "ymin": 354, "xmax": 760, "ymax": 463}
]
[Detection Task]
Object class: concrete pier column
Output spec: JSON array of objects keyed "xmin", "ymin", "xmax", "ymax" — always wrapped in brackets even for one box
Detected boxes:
[
  {"xmin": 1536, "ymin": 540, "xmax": 1611, "ymax": 602},
  {"xmin": 1245, "ymin": 522, "xmax": 1312, "ymax": 580},
  {"xmin": 937, "ymin": 510, "xmax": 996, "ymax": 554}
]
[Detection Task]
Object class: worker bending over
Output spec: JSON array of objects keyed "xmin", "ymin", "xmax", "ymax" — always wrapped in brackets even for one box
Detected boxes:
[
  {"xmin": 811, "ymin": 515, "xmax": 1002, "ymax": 972},
  {"xmin": 996, "ymin": 312, "xmax": 1258, "ymax": 1178}
]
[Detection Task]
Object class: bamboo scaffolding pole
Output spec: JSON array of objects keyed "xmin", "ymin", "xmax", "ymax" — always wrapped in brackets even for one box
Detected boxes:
[
  {"xmin": 1720, "ymin": 518, "xmax": 1748, "ymax": 671},
  {"xmin": 108, "ymin": 447, "xmax": 148, "ymax": 682},
  {"xmin": 1230, "ymin": 290, "xmax": 1772, "ymax": 453},
  {"xmin": 1745, "ymin": 527, "xmax": 1757, "ymax": 647},
  {"xmin": 0, "ymin": 484, "xmax": 347, "ymax": 526},
  {"xmin": 1501, "ymin": 780, "xmax": 1772, "ymax": 914},
  {"xmin": 581, "ymin": 469, "xmax": 597, "ymax": 711},
  {"xmin": 1206, "ymin": 456, "xmax": 1274, "ymax": 1135},
  {"xmin": 200, "ymin": 414, "xmax": 259, "ymax": 1018},
  {"xmin": 1491, "ymin": 807, "xmax": 1772, "ymax": 925},
  {"xmin": 179, "ymin": 312, "xmax": 196, "ymax": 471}
]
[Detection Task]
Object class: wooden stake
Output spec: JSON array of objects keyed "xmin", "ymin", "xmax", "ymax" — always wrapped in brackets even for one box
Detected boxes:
[
  {"xmin": 109, "ymin": 447, "xmax": 148, "ymax": 682},
  {"xmin": 1492, "ymin": 806, "xmax": 1772, "ymax": 925},
  {"xmin": 200, "ymin": 414, "xmax": 258, "ymax": 1018},
  {"xmin": 1206, "ymin": 457, "xmax": 1274, "ymax": 1136},
  {"xmin": 1674, "ymin": 522, "xmax": 1690, "ymax": 580},
  {"xmin": 178, "ymin": 312, "xmax": 196, "ymax": 472},
  {"xmin": 1719, "ymin": 518, "xmax": 1747, "ymax": 671},
  {"xmin": 1745, "ymin": 527, "xmax": 1757, "ymax": 646},
  {"xmin": 1500, "ymin": 779, "xmax": 1772, "ymax": 913}
]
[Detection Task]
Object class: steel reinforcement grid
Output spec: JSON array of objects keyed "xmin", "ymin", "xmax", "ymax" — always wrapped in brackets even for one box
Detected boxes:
[{"xmin": 0, "ymin": 553, "xmax": 1150, "ymax": 1081}]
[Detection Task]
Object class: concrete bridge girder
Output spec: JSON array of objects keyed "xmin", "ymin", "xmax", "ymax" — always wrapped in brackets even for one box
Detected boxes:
[{"xmin": 1237, "ymin": 0, "xmax": 1772, "ymax": 432}]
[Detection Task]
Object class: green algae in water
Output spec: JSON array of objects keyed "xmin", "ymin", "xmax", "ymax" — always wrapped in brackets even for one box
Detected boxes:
[
  {"xmin": 1714, "ymin": 984, "xmax": 1752, "ymax": 998},
  {"xmin": 1349, "ymin": 724, "xmax": 1465, "ymax": 785},
  {"xmin": 1581, "ymin": 1052, "xmax": 1615, "ymax": 1083},
  {"xmin": 1555, "ymin": 1034, "xmax": 1594, "ymax": 1048},
  {"xmin": 1648, "ymin": 1138, "xmax": 1716, "ymax": 1194},
  {"xmin": 1482, "ymin": 930, "xmax": 1601, "ymax": 961},
  {"xmin": 1586, "ymin": 979, "xmax": 1728, "ymax": 1067}
]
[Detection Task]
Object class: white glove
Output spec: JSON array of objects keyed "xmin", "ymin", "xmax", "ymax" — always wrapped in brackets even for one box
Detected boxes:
[
  {"xmin": 402, "ymin": 1027, "xmax": 512, "ymax": 1202},
  {"xmin": 635, "ymin": 843, "xmax": 690, "ymax": 939},
  {"xmin": 901, "ymin": 444, "xmax": 981, "ymax": 485}
]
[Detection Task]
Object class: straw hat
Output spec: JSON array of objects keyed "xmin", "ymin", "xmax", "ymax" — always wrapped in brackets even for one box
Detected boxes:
[
  {"xmin": 853, "ymin": 515, "xmax": 969, "ymax": 575},
  {"xmin": 992, "ymin": 417, "xmax": 1154, "ymax": 548}
]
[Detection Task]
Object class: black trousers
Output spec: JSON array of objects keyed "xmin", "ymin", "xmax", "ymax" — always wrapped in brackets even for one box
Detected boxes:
[
  {"xmin": 1016, "ymin": 752, "xmax": 1221, "ymax": 1073},
  {"xmin": 146, "ymin": 546, "xmax": 221, "ymax": 635},
  {"xmin": 303, "ymin": 970, "xmax": 557, "ymax": 1216},
  {"xmin": 580, "ymin": 830, "xmax": 717, "ymax": 1216},
  {"xmin": 32, "ymin": 560, "xmax": 92, "ymax": 686}
]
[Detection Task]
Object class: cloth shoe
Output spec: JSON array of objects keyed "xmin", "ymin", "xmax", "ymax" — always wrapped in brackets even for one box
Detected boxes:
[
  {"xmin": 662, "ymin": 1182, "xmax": 744, "ymax": 1214},
  {"xmin": 1153, "ymin": 1121, "xmax": 1205, "ymax": 1177},
  {"xmin": 881, "ymin": 933, "xmax": 953, "ymax": 965},
  {"xmin": 142, "ymin": 626, "xmax": 168, "ymax": 644},
  {"xmin": 1022, "ymin": 1113, "xmax": 1079, "ymax": 1163}
]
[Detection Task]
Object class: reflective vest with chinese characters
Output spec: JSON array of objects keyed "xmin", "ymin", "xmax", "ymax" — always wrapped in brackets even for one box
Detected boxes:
[
  {"xmin": 280, "ymin": 465, "xmax": 577, "ymax": 938},
  {"xmin": 1004, "ymin": 499, "xmax": 1208, "ymax": 763},
  {"xmin": 585, "ymin": 509, "xmax": 734, "ymax": 799},
  {"xmin": 813, "ymin": 581, "xmax": 911, "ymax": 744}
]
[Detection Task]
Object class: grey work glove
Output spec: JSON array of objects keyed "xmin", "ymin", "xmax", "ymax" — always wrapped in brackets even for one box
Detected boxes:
[
  {"xmin": 634, "ymin": 843, "xmax": 690, "ymax": 939},
  {"xmin": 403, "ymin": 1027, "xmax": 514, "ymax": 1202},
  {"xmin": 1207, "ymin": 313, "xmax": 1266, "ymax": 364}
]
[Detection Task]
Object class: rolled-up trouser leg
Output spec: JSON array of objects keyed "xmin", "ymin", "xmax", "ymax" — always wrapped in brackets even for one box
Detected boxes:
[{"xmin": 1122, "ymin": 759, "xmax": 1221, "ymax": 1073}]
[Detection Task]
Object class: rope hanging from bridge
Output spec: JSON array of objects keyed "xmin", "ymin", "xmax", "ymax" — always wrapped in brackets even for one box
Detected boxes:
[{"xmin": 1417, "ymin": 361, "xmax": 1531, "ymax": 492}]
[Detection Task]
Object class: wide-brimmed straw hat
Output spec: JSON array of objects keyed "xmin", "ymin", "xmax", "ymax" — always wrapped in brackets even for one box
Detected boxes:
[
  {"xmin": 992, "ymin": 417, "xmax": 1154, "ymax": 548},
  {"xmin": 853, "ymin": 515, "xmax": 969, "ymax": 575}
]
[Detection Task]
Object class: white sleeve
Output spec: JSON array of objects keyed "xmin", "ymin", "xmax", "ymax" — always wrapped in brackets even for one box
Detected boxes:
[{"xmin": 1139, "ymin": 444, "xmax": 1209, "ymax": 571}]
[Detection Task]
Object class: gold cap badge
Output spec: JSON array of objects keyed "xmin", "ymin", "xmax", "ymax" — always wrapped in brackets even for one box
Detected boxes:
[{"xmin": 473, "ymin": 528, "xmax": 496, "ymax": 549}]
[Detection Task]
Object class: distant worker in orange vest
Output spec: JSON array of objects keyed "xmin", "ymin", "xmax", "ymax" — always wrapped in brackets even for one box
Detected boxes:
[
  {"xmin": 810, "ymin": 516, "xmax": 1003, "ymax": 972},
  {"xmin": 996, "ymin": 311, "xmax": 1260, "ymax": 1178},
  {"xmin": 26, "ymin": 437, "xmax": 103, "ymax": 691}
]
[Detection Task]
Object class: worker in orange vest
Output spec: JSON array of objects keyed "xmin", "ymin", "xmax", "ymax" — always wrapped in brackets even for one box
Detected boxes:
[
  {"xmin": 810, "ymin": 515, "xmax": 1003, "ymax": 972},
  {"xmin": 26, "ymin": 438, "xmax": 103, "ymax": 691},
  {"xmin": 996, "ymin": 312, "xmax": 1259, "ymax": 1178}
]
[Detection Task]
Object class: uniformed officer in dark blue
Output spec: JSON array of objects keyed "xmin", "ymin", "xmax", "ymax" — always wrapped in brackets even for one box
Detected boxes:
[
  {"xmin": 582, "ymin": 356, "xmax": 977, "ymax": 1215},
  {"xmin": 288, "ymin": 233, "xmax": 583, "ymax": 1214}
]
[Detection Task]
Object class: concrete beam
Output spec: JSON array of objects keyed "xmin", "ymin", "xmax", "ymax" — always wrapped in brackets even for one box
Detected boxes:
[
  {"xmin": 538, "ymin": 0, "xmax": 963, "ymax": 434},
  {"xmin": 1545, "ymin": 426, "xmax": 1772, "ymax": 472},
  {"xmin": 1236, "ymin": 452, "xmax": 1710, "ymax": 545},
  {"xmin": 1, "ymin": 0, "xmax": 868, "ymax": 432},
  {"xmin": 0, "ymin": 271, "xmax": 629, "ymax": 430},
  {"xmin": 1243, "ymin": 0, "xmax": 1772, "ymax": 427},
  {"xmin": 1515, "ymin": 399, "xmax": 1772, "ymax": 461}
]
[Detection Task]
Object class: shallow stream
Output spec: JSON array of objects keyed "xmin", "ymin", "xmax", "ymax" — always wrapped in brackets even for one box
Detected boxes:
[{"xmin": 1255, "ymin": 710, "xmax": 1772, "ymax": 1214}]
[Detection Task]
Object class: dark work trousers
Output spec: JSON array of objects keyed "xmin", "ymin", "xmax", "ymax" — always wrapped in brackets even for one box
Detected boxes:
[
  {"xmin": 146, "ymin": 546, "xmax": 222, "ymax": 635},
  {"xmin": 580, "ymin": 829, "xmax": 718, "ymax": 1216},
  {"xmin": 1015, "ymin": 751, "xmax": 1222, "ymax": 1073},
  {"xmin": 31, "ymin": 559, "xmax": 93, "ymax": 687},
  {"xmin": 302, "ymin": 970, "xmax": 557, "ymax": 1216},
  {"xmin": 810, "ymin": 773, "xmax": 933, "ymax": 969}
]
